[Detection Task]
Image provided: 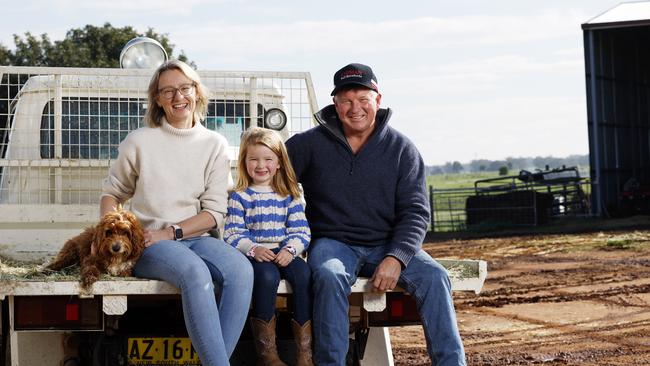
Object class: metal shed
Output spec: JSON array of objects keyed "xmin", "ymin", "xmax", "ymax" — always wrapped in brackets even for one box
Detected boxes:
[{"xmin": 583, "ymin": 1, "xmax": 650, "ymax": 216}]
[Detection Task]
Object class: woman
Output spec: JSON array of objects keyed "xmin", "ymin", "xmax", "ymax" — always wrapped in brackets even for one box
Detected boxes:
[{"xmin": 100, "ymin": 59, "xmax": 253, "ymax": 365}]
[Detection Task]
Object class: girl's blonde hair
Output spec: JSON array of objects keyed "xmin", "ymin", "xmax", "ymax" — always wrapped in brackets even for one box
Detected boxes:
[
  {"xmin": 144, "ymin": 59, "xmax": 209, "ymax": 128},
  {"xmin": 234, "ymin": 127, "xmax": 301, "ymax": 198}
]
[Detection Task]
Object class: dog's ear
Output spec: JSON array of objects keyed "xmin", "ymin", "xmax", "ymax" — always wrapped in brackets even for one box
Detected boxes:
[
  {"xmin": 126, "ymin": 212, "xmax": 145, "ymax": 257},
  {"xmin": 131, "ymin": 228, "xmax": 145, "ymax": 260},
  {"xmin": 130, "ymin": 218, "xmax": 145, "ymax": 247},
  {"xmin": 90, "ymin": 221, "xmax": 106, "ymax": 256}
]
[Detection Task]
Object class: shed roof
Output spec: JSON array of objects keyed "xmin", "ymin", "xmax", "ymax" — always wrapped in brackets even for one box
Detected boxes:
[{"xmin": 583, "ymin": 1, "xmax": 650, "ymax": 30}]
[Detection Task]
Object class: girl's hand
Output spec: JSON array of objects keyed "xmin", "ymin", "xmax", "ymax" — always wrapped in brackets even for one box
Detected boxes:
[
  {"xmin": 143, "ymin": 228, "xmax": 173, "ymax": 247},
  {"xmin": 253, "ymin": 246, "xmax": 276, "ymax": 262},
  {"xmin": 274, "ymin": 249, "xmax": 294, "ymax": 267}
]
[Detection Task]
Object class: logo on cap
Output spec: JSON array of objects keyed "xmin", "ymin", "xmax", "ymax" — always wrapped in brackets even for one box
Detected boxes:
[
  {"xmin": 331, "ymin": 63, "xmax": 379, "ymax": 96},
  {"xmin": 340, "ymin": 70, "xmax": 364, "ymax": 80}
]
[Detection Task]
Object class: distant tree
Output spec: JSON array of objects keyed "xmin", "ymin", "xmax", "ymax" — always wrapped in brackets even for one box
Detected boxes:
[
  {"xmin": 498, "ymin": 166, "xmax": 509, "ymax": 176},
  {"xmin": 468, "ymin": 159, "xmax": 490, "ymax": 173},
  {"xmin": 430, "ymin": 166, "xmax": 444, "ymax": 175},
  {"xmin": 452, "ymin": 161, "xmax": 464, "ymax": 174},
  {"xmin": 6, "ymin": 23, "xmax": 193, "ymax": 68},
  {"xmin": 0, "ymin": 43, "xmax": 11, "ymax": 65},
  {"xmin": 487, "ymin": 160, "xmax": 506, "ymax": 172},
  {"xmin": 424, "ymin": 154, "xmax": 589, "ymax": 177},
  {"xmin": 10, "ymin": 32, "xmax": 52, "ymax": 66}
]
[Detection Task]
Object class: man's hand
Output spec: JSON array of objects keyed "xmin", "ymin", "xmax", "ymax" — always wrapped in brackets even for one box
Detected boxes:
[
  {"xmin": 253, "ymin": 246, "xmax": 276, "ymax": 262},
  {"xmin": 274, "ymin": 249, "xmax": 294, "ymax": 267},
  {"xmin": 370, "ymin": 256, "xmax": 402, "ymax": 292}
]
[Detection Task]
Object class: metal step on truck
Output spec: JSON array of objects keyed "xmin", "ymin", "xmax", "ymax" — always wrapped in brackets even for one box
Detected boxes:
[{"xmin": 0, "ymin": 60, "xmax": 487, "ymax": 366}]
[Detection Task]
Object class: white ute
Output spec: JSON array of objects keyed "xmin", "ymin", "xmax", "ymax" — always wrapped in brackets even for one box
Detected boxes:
[{"xmin": 0, "ymin": 63, "xmax": 486, "ymax": 366}]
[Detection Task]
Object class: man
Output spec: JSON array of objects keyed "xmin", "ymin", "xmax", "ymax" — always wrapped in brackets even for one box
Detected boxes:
[{"xmin": 286, "ymin": 63, "xmax": 466, "ymax": 366}]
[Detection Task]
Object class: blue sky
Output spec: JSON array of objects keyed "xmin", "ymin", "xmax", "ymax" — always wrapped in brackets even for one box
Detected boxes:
[{"xmin": 2, "ymin": 0, "xmax": 621, "ymax": 165}]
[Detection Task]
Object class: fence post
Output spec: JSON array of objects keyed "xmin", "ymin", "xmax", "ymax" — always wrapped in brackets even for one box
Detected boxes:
[{"xmin": 429, "ymin": 185, "xmax": 435, "ymax": 232}]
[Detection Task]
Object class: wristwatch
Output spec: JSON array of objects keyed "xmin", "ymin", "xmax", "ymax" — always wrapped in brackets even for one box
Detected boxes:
[{"xmin": 171, "ymin": 225, "xmax": 183, "ymax": 241}]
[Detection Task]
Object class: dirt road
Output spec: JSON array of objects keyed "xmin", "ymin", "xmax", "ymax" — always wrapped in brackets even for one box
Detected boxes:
[{"xmin": 390, "ymin": 227, "xmax": 650, "ymax": 365}]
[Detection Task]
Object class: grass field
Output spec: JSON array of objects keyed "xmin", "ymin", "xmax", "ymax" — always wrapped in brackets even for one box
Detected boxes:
[
  {"xmin": 428, "ymin": 167, "xmax": 590, "ymax": 190},
  {"xmin": 427, "ymin": 172, "xmax": 500, "ymax": 190}
]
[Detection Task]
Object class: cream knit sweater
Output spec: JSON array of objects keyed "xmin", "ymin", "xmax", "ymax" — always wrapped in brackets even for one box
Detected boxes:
[{"xmin": 101, "ymin": 118, "xmax": 232, "ymax": 230}]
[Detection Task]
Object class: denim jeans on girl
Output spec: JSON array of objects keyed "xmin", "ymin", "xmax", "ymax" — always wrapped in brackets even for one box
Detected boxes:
[
  {"xmin": 249, "ymin": 247, "xmax": 312, "ymax": 324},
  {"xmin": 133, "ymin": 236, "xmax": 253, "ymax": 366},
  {"xmin": 308, "ymin": 237, "xmax": 466, "ymax": 366}
]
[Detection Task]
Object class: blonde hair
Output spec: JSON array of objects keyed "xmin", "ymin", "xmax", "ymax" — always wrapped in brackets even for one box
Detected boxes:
[
  {"xmin": 234, "ymin": 127, "xmax": 301, "ymax": 198},
  {"xmin": 144, "ymin": 59, "xmax": 209, "ymax": 128}
]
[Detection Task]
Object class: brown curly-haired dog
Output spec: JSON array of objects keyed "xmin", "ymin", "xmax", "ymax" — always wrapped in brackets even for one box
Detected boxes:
[{"xmin": 47, "ymin": 207, "xmax": 145, "ymax": 290}]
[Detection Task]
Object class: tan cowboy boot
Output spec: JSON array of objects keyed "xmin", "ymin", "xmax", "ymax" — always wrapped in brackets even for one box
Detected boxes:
[
  {"xmin": 291, "ymin": 319, "xmax": 314, "ymax": 366},
  {"xmin": 250, "ymin": 316, "xmax": 287, "ymax": 366}
]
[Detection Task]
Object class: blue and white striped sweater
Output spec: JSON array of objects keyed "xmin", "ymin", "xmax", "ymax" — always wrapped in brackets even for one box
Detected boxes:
[{"xmin": 224, "ymin": 186, "xmax": 311, "ymax": 256}]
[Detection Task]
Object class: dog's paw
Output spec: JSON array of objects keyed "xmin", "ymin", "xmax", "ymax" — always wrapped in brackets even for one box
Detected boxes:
[
  {"xmin": 80, "ymin": 267, "xmax": 100, "ymax": 290},
  {"xmin": 80, "ymin": 275, "xmax": 97, "ymax": 287},
  {"xmin": 79, "ymin": 278, "xmax": 96, "ymax": 296},
  {"xmin": 78, "ymin": 285, "xmax": 94, "ymax": 297}
]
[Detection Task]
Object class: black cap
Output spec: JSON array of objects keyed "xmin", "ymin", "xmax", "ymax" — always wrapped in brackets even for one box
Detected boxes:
[{"xmin": 331, "ymin": 63, "xmax": 379, "ymax": 96}]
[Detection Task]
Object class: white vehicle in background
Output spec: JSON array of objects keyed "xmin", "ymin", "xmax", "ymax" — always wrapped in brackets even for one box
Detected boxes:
[{"xmin": 0, "ymin": 39, "xmax": 485, "ymax": 366}]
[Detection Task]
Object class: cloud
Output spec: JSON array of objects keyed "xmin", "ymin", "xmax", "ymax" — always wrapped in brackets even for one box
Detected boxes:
[
  {"xmin": 170, "ymin": 10, "xmax": 589, "ymax": 63},
  {"xmin": 553, "ymin": 47, "xmax": 583, "ymax": 57},
  {"xmin": 395, "ymin": 95, "xmax": 589, "ymax": 164},
  {"xmin": 10, "ymin": 0, "xmax": 237, "ymax": 16}
]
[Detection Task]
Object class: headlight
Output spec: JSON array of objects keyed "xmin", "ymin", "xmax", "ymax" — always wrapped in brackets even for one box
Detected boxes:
[{"xmin": 264, "ymin": 108, "xmax": 287, "ymax": 130}]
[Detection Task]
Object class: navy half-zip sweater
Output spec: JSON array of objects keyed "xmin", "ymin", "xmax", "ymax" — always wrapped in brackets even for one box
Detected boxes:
[{"xmin": 285, "ymin": 105, "xmax": 430, "ymax": 267}]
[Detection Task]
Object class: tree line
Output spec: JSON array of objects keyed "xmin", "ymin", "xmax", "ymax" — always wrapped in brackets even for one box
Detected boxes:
[
  {"xmin": 0, "ymin": 23, "xmax": 192, "ymax": 68},
  {"xmin": 428, "ymin": 154, "xmax": 590, "ymax": 176}
]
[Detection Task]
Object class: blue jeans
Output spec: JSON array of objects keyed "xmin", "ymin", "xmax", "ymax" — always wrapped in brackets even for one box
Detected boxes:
[
  {"xmin": 249, "ymin": 248, "xmax": 312, "ymax": 324},
  {"xmin": 308, "ymin": 237, "xmax": 466, "ymax": 366},
  {"xmin": 133, "ymin": 236, "xmax": 253, "ymax": 366}
]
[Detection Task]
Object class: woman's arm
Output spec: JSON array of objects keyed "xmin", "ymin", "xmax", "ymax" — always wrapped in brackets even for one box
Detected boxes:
[
  {"xmin": 143, "ymin": 211, "xmax": 216, "ymax": 247},
  {"xmin": 176, "ymin": 211, "xmax": 217, "ymax": 238},
  {"xmin": 100, "ymin": 195, "xmax": 120, "ymax": 217}
]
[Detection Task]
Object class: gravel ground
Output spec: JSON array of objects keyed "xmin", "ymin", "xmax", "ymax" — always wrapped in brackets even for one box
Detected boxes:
[{"xmin": 391, "ymin": 225, "xmax": 650, "ymax": 365}]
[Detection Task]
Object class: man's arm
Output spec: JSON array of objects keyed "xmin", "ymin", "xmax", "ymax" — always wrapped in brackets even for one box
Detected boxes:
[
  {"xmin": 385, "ymin": 143, "xmax": 431, "ymax": 267},
  {"xmin": 371, "ymin": 143, "xmax": 429, "ymax": 291}
]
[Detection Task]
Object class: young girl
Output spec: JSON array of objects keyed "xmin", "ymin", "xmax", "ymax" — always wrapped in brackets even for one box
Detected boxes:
[{"xmin": 224, "ymin": 127, "xmax": 313, "ymax": 366}]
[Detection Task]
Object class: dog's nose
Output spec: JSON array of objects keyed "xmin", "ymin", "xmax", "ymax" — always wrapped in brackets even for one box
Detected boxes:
[{"xmin": 111, "ymin": 243, "xmax": 122, "ymax": 253}]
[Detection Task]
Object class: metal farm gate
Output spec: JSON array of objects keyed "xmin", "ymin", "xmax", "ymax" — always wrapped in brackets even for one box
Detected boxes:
[{"xmin": 430, "ymin": 167, "xmax": 591, "ymax": 232}]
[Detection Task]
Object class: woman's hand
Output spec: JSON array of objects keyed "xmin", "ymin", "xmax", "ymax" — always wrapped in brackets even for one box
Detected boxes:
[
  {"xmin": 274, "ymin": 249, "xmax": 294, "ymax": 267},
  {"xmin": 143, "ymin": 228, "xmax": 173, "ymax": 247},
  {"xmin": 253, "ymin": 246, "xmax": 276, "ymax": 262}
]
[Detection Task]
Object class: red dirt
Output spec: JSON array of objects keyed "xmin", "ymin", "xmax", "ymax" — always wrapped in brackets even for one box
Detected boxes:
[{"xmin": 390, "ymin": 228, "xmax": 650, "ymax": 365}]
